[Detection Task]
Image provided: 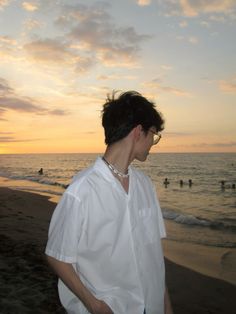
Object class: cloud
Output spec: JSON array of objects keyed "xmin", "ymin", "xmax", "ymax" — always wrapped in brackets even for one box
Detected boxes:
[
  {"xmin": 179, "ymin": 0, "xmax": 236, "ymax": 17},
  {"xmin": 172, "ymin": 141, "xmax": 236, "ymax": 150},
  {"xmin": 0, "ymin": 96, "xmax": 46, "ymax": 113},
  {"xmin": 209, "ymin": 15, "xmax": 226, "ymax": 22},
  {"xmin": 0, "ymin": 78, "xmax": 14, "ymax": 95},
  {"xmin": 0, "ymin": 0, "xmax": 10, "ymax": 10},
  {"xmin": 200, "ymin": 21, "xmax": 210, "ymax": 28},
  {"xmin": 24, "ymin": 39, "xmax": 75, "ymax": 64},
  {"xmin": 136, "ymin": 0, "xmax": 151, "ymax": 6},
  {"xmin": 161, "ymin": 64, "xmax": 173, "ymax": 71},
  {"xmin": 0, "ymin": 36, "xmax": 17, "ymax": 45},
  {"xmin": 0, "ymin": 136, "xmax": 40, "ymax": 143},
  {"xmin": 0, "ymin": 77, "xmax": 69, "ymax": 117},
  {"xmin": 55, "ymin": 3, "xmax": 150, "ymax": 67},
  {"xmin": 97, "ymin": 73, "xmax": 137, "ymax": 81},
  {"xmin": 219, "ymin": 79, "xmax": 236, "ymax": 94},
  {"xmin": 0, "ymin": 107, "xmax": 7, "ymax": 120},
  {"xmin": 162, "ymin": 0, "xmax": 236, "ymax": 18},
  {"xmin": 22, "ymin": 1, "xmax": 39, "ymax": 12},
  {"xmin": 0, "ymin": 136, "xmax": 19, "ymax": 142},
  {"xmin": 0, "ymin": 35, "xmax": 17, "ymax": 59},
  {"xmin": 0, "ymin": 95, "xmax": 68, "ymax": 115},
  {"xmin": 192, "ymin": 141, "xmax": 236, "ymax": 148},
  {"xmin": 24, "ymin": 38, "xmax": 95, "ymax": 73},
  {"xmin": 179, "ymin": 20, "xmax": 188, "ymax": 28},
  {"xmin": 48, "ymin": 109, "xmax": 68, "ymax": 115},
  {"xmin": 21, "ymin": 3, "xmax": 150, "ymax": 72},
  {"xmin": 175, "ymin": 34, "xmax": 199, "ymax": 45},
  {"xmin": 23, "ymin": 19, "xmax": 42, "ymax": 31},
  {"xmin": 165, "ymin": 132, "xmax": 193, "ymax": 137},
  {"xmin": 144, "ymin": 78, "xmax": 191, "ymax": 97},
  {"xmin": 0, "ymin": 131, "xmax": 14, "ymax": 134},
  {"xmin": 189, "ymin": 36, "xmax": 198, "ymax": 44}
]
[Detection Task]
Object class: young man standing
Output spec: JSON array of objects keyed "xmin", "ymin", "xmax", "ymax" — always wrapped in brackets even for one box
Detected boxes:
[{"xmin": 45, "ymin": 91, "xmax": 173, "ymax": 314}]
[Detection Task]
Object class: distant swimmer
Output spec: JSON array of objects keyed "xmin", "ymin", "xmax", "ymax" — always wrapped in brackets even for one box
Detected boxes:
[
  {"xmin": 188, "ymin": 179, "xmax": 192, "ymax": 187},
  {"xmin": 232, "ymin": 183, "xmax": 235, "ymax": 189},
  {"xmin": 179, "ymin": 179, "xmax": 183, "ymax": 187},
  {"xmin": 38, "ymin": 168, "xmax": 43, "ymax": 175},
  {"xmin": 163, "ymin": 178, "xmax": 170, "ymax": 188},
  {"xmin": 220, "ymin": 180, "xmax": 225, "ymax": 190}
]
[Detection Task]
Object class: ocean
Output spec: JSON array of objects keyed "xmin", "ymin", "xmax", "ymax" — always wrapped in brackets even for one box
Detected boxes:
[{"xmin": 0, "ymin": 153, "xmax": 235, "ymax": 249}]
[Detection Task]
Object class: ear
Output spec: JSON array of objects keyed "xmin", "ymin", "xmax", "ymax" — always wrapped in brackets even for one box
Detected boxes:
[{"xmin": 132, "ymin": 124, "xmax": 143, "ymax": 142}]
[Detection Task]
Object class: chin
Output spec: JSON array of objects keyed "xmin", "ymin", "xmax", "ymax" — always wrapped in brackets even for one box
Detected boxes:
[{"xmin": 136, "ymin": 154, "xmax": 148, "ymax": 162}]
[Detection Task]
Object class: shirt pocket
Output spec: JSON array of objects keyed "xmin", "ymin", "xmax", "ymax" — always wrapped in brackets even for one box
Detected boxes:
[{"xmin": 137, "ymin": 207, "xmax": 159, "ymax": 245}]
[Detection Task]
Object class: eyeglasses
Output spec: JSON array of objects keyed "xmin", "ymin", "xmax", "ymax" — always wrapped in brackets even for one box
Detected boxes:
[{"xmin": 149, "ymin": 129, "xmax": 162, "ymax": 145}]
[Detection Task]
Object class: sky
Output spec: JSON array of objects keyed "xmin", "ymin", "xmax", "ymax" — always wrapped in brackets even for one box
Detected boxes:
[{"xmin": 0, "ymin": 0, "xmax": 236, "ymax": 154}]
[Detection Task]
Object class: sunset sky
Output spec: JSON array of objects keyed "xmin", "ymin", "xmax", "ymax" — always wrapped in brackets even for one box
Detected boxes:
[{"xmin": 0, "ymin": 0, "xmax": 236, "ymax": 154}]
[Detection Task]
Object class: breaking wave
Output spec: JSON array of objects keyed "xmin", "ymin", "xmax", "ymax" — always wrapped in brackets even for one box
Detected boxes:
[{"xmin": 163, "ymin": 209, "xmax": 236, "ymax": 232}]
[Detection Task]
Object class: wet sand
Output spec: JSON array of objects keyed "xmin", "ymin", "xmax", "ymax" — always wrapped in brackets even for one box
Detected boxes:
[{"xmin": 0, "ymin": 187, "xmax": 236, "ymax": 313}]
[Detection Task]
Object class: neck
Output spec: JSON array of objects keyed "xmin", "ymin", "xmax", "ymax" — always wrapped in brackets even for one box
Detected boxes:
[
  {"xmin": 103, "ymin": 140, "xmax": 134, "ymax": 175},
  {"xmin": 102, "ymin": 156, "xmax": 129, "ymax": 178}
]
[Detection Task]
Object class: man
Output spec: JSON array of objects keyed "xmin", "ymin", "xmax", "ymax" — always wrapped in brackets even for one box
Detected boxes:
[{"xmin": 45, "ymin": 91, "xmax": 173, "ymax": 314}]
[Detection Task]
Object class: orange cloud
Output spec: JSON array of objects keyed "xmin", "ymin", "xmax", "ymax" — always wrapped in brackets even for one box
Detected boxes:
[
  {"xmin": 189, "ymin": 36, "xmax": 199, "ymax": 44},
  {"xmin": 0, "ymin": 36, "xmax": 16, "ymax": 45},
  {"xmin": 179, "ymin": 0, "xmax": 236, "ymax": 17},
  {"xmin": 0, "ymin": 0, "xmax": 10, "ymax": 9},
  {"xmin": 162, "ymin": 0, "xmax": 236, "ymax": 18},
  {"xmin": 22, "ymin": 1, "xmax": 39, "ymax": 12},
  {"xmin": 219, "ymin": 79, "xmax": 236, "ymax": 94},
  {"xmin": 0, "ymin": 35, "xmax": 18, "ymax": 60},
  {"xmin": 137, "ymin": 0, "xmax": 151, "ymax": 6}
]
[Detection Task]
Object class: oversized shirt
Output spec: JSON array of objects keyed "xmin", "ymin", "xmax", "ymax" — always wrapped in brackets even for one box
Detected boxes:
[{"xmin": 45, "ymin": 157, "xmax": 166, "ymax": 314}]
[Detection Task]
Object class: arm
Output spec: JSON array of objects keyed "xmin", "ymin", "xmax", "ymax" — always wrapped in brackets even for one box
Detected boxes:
[
  {"xmin": 46, "ymin": 255, "xmax": 113, "ymax": 314},
  {"xmin": 164, "ymin": 286, "xmax": 173, "ymax": 314}
]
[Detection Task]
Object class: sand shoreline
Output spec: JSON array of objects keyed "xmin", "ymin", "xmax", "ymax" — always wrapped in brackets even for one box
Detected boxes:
[
  {"xmin": 0, "ymin": 186, "xmax": 236, "ymax": 313},
  {"xmin": 163, "ymin": 238, "xmax": 236, "ymax": 286}
]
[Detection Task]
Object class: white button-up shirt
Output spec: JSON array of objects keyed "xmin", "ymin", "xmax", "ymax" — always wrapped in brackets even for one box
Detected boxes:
[{"xmin": 46, "ymin": 157, "xmax": 166, "ymax": 314}]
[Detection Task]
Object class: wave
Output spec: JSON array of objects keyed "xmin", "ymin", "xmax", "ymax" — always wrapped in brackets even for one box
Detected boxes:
[
  {"xmin": 0, "ymin": 173, "xmax": 69, "ymax": 190},
  {"xmin": 163, "ymin": 209, "xmax": 236, "ymax": 232},
  {"xmin": 16, "ymin": 187, "xmax": 63, "ymax": 196},
  {"xmin": 1, "ymin": 172, "xmax": 235, "ymax": 233}
]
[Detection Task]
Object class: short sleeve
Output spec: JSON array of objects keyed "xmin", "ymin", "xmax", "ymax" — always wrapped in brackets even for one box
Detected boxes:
[{"xmin": 45, "ymin": 192, "xmax": 84, "ymax": 263}]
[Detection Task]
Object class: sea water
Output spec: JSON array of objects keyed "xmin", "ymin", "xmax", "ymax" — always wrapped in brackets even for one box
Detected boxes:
[{"xmin": 0, "ymin": 153, "xmax": 235, "ymax": 249}]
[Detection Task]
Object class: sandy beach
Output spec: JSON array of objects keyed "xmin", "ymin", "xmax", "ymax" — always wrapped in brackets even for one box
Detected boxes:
[{"xmin": 0, "ymin": 185, "xmax": 236, "ymax": 313}]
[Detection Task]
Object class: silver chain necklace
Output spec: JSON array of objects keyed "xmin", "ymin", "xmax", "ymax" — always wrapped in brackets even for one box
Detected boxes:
[{"xmin": 102, "ymin": 157, "xmax": 129, "ymax": 178}]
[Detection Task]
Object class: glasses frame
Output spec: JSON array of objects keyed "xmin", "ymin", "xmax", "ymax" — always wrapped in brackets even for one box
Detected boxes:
[{"xmin": 149, "ymin": 129, "xmax": 162, "ymax": 145}]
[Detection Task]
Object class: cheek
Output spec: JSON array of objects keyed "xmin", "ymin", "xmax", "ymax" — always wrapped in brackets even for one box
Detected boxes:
[{"xmin": 148, "ymin": 136, "xmax": 153, "ymax": 147}]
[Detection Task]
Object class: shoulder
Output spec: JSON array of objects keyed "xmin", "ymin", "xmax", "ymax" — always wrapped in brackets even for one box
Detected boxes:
[{"xmin": 65, "ymin": 162, "xmax": 100, "ymax": 199}]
